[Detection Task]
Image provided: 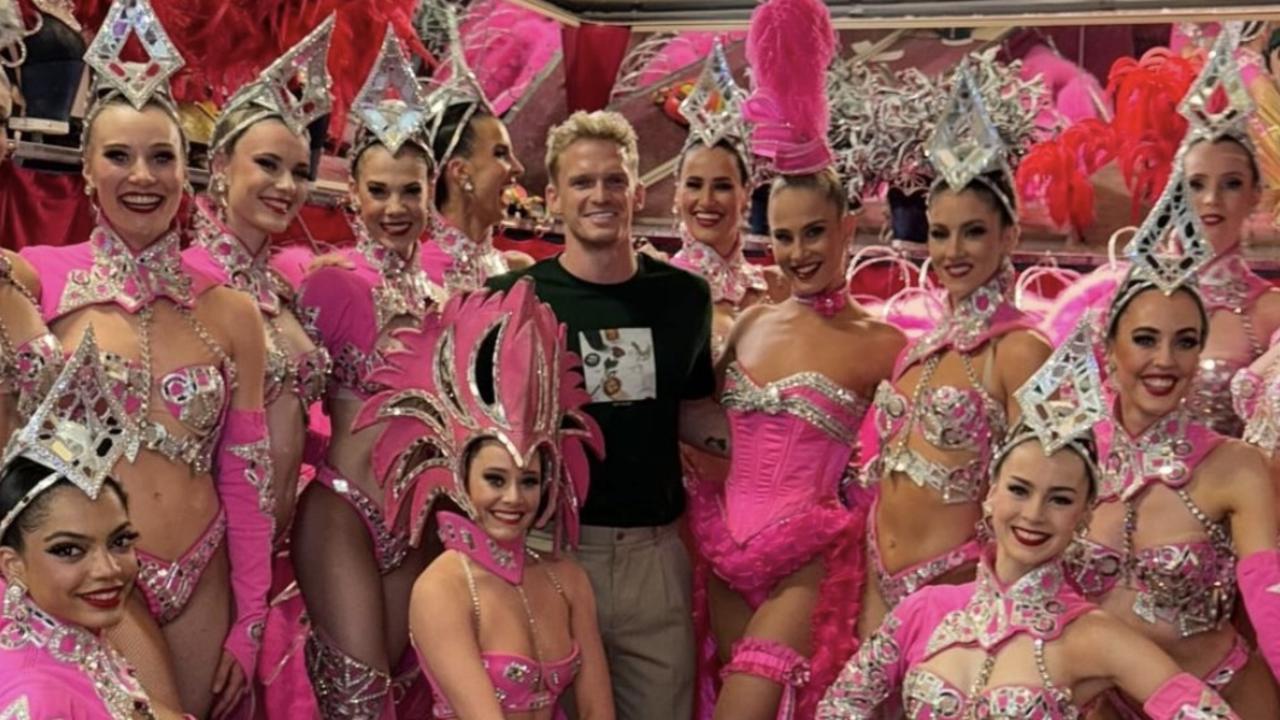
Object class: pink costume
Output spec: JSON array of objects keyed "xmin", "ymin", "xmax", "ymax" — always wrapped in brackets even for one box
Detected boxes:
[
  {"xmin": 420, "ymin": 212, "xmax": 508, "ymax": 295},
  {"xmin": 354, "ymin": 279, "xmax": 603, "ymax": 717},
  {"xmin": 0, "ymin": 598, "xmax": 161, "ymax": 720},
  {"xmin": 0, "ymin": 254, "xmax": 61, "ymax": 422},
  {"xmin": 21, "ymin": 222, "xmax": 274, "ymax": 692},
  {"xmin": 861, "ymin": 267, "xmax": 1038, "ymax": 606},
  {"xmin": 669, "ymin": 231, "xmax": 767, "ymax": 310},
  {"xmin": 817, "ymin": 555, "xmax": 1241, "ymax": 719},
  {"xmin": 1065, "ymin": 405, "xmax": 1280, "ymax": 703}
]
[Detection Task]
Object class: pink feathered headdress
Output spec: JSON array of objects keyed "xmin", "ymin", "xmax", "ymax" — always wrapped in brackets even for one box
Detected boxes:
[
  {"xmin": 354, "ymin": 279, "xmax": 604, "ymax": 550},
  {"xmin": 741, "ymin": 0, "xmax": 837, "ymax": 175}
]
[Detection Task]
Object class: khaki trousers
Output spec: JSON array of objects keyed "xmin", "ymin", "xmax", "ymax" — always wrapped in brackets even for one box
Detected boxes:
[{"xmin": 531, "ymin": 523, "xmax": 695, "ymax": 720}]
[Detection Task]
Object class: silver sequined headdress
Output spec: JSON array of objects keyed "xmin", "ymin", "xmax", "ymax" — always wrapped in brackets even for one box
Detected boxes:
[
  {"xmin": 1107, "ymin": 153, "xmax": 1212, "ymax": 331},
  {"xmin": 82, "ymin": 0, "xmax": 185, "ymax": 123},
  {"xmin": 350, "ymin": 25, "xmax": 432, "ymax": 160},
  {"xmin": 993, "ymin": 315, "xmax": 1105, "ymax": 484},
  {"xmin": 1179, "ymin": 21, "xmax": 1256, "ymax": 151},
  {"xmin": 679, "ymin": 39, "xmax": 752, "ymax": 180},
  {"xmin": 210, "ymin": 16, "xmax": 335, "ymax": 154},
  {"xmin": 420, "ymin": 0, "xmax": 494, "ymax": 168},
  {"xmin": 926, "ymin": 60, "xmax": 1017, "ymax": 219},
  {"xmin": 0, "ymin": 330, "xmax": 138, "ymax": 537}
]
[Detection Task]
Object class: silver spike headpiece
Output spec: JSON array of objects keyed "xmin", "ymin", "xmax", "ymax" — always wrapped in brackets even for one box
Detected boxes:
[
  {"xmin": 679, "ymin": 39, "xmax": 752, "ymax": 178},
  {"xmin": 925, "ymin": 60, "xmax": 1016, "ymax": 219},
  {"xmin": 1178, "ymin": 22, "xmax": 1256, "ymax": 149},
  {"xmin": 993, "ymin": 315, "xmax": 1105, "ymax": 485},
  {"xmin": 82, "ymin": 0, "xmax": 185, "ymax": 112},
  {"xmin": 0, "ymin": 330, "xmax": 139, "ymax": 538},
  {"xmin": 211, "ymin": 16, "xmax": 335, "ymax": 154},
  {"xmin": 1108, "ymin": 154, "xmax": 1212, "ymax": 330},
  {"xmin": 351, "ymin": 25, "xmax": 431, "ymax": 159},
  {"xmin": 420, "ymin": 0, "xmax": 494, "ymax": 167}
]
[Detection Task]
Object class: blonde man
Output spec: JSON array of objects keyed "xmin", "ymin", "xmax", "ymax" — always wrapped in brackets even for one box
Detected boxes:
[{"xmin": 489, "ymin": 110, "xmax": 726, "ymax": 720}]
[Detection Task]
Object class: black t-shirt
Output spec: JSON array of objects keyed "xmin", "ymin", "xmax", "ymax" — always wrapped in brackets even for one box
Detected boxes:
[{"xmin": 487, "ymin": 254, "xmax": 715, "ymax": 527}]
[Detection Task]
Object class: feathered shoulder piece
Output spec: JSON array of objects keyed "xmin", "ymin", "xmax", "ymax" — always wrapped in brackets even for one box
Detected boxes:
[{"xmin": 353, "ymin": 280, "xmax": 604, "ymax": 550}]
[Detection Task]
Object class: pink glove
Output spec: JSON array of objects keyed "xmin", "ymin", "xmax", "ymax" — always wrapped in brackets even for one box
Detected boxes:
[
  {"xmin": 1238, "ymin": 549, "xmax": 1280, "ymax": 680},
  {"xmin": 1143, "ymin": 673, "xmax": 1240, "ymax": 719},
  {"xmin": 217, "ymin": 408, "xmax": 274, "ymax": 679}
]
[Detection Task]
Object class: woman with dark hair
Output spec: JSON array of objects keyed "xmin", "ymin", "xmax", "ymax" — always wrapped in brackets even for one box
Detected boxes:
[
  {"xmin": 19, "ymin": 2, "xmax": 271, "ymax": 715},
  {"xmin": 0, "ymin": 331, "xmax": 184, "ymax": 719},
  {"xmin": 356, "ymin": 279, "xmax": 612, "ymax": 719},
  {"xmin": 819, "ymin": 322, "xmax": 1245, "ymax": 719},
  {"xmin": 421, "ymin": 22, "xmax": 529, "ymax": 295},
  {"xmin": 291, "ymin": 29, "xmax": 439, "ymax": 718},
  {"xmin": 857, "ymin": 65, "xmax": 1051, "ymax": 644},
  {"xmin": 1067, "ymin": 169, "xmax": 1280, "ymax": 717}
]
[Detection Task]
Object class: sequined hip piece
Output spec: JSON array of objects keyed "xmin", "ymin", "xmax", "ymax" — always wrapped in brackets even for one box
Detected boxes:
[
  {"xmin": 134, "ymin": 508, "xmax": 228, "ymax": 625},
  {"xmin": 866, "ymin": 499, "xmax": 982, "ymax": 608},
  {"xmin": 313, "ymin": 466, "xmax": 409, "ymax": 575}
]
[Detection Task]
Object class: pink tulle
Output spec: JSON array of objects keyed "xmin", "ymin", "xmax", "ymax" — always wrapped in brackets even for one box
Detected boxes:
[{"xmin": 799, "ymin": 502, "xmax": 867, "ymax": 719}]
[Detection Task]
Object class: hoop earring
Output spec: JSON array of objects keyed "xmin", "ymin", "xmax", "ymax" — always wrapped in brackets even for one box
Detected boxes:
[{"xmin": 3, "ymin": 579, "xmax": 28, "ymax": 622}]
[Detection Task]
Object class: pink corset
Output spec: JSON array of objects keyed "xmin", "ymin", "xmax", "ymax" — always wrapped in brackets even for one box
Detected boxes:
[
  {"xmin": 903, "ymin": 668, "xmax": 1077, "ymax": 720},
  {"xmin": 2, "ymin": 333, "xmax": 62, "ymax": 419},
  {"xmin": 423, "ymin": 646, "xmax": 581, "ymax": 718},
  {"xmin": 1066, "ymin": 409, "xmax": 1235, "ymax": 637},
  {"xmin": 721, "ymin": 363, "xmax": 869, "ymax": 542}
]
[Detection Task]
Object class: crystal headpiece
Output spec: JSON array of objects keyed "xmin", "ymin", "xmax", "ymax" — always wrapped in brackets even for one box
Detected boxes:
[
  {"xmin": 353, "ymin": 280, "xmax": 604, "ymax": 549},
  {"xmin": 1178, "ymin": 22, "xmax": 1256, "ymax": 148},
  {"xmin": 1108, "ymin": 156, "xmax": 1212, "ymax": 328},
  {"xmin": 0, "ymin": 330, "xmax": 138, "ymax": 538},
  {"xmin": 680, "ymin": 39, "xmax": 752, "ymax": 179},
  {"xmin": 994, "ymin": 316, "xmax": 1104, "ymax": 487},
  {"xmin": 82, "ymin": 0, "xmax": 185, "ymax": 112},
  {"xmin": 351, "ymin": 25, "xmax": 432, "ymax": 159},
  {"xmin": 925, "ymin": 60, "xmax": 1016, "ymax": 218},
  {"xmin": 420, "ymin": 0, "xmax": 494, "ymax": 168},
  {"xmin": 210, "ymin": 16, "xmax": 335, "ymax": 154}
]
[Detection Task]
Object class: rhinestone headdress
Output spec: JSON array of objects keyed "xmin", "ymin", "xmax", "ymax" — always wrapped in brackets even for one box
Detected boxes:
[
  {"xmin": 680, "ymin": 39, "xmax": 752, "ymax": 179},
  {"xmin": 1107, "ymin": 155, "xmax": 1212, "ymax": 330},
  {"xmin": 994, "ymin": 316, "xmax": 1104, "ymax": 485},
  {"xmin": 0, "ymin": 330, "xmax": 138, "ymax": 538},
  {"xmin": 354, "ymin": 280, "xmax": 604, "ymax": 549},
  {"xmin": 926, "ymin": 60, "xmax": 1017, "ymax": 219},
  {"xmin": 420, "ymin": 0, "xmax": 494, "ymax": 168},
  {"xmin": 82, "ymin": 0, "xmax": 185, "ymax": 114},
  {"xmin": 210, "ymin": 16, "xmax": 335, "ymax": 154},
  {"xmin": 1178, "ymin": 22, "xmax": 1255, "ymax": 149},
  {"xmin": 350, "ymin": 25, "xmax": 432, "ymax": 160}
]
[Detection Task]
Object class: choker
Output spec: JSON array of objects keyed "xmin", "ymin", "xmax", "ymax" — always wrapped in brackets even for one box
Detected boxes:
[
  {"xmin": 436, "ymin": 511, "xmax": 526, "ymax": 584},
  {"xmin": 901, "ymin": 260, "xmax": 1024, "ymax": 368},
  {"xmin": 671, "ymin": 229, "xmax": 767, "ymax": 307},
  {"xmin": 1101, "ymin": 405, "xmax": 1225, "ymax": 502},
  {"xmin": 354, "ymin": 230, "xmax": 436, "ymax": 331},
  {"xmin": 429, "ymin": 212, "xmax": 508, "ymax": 294},
  {"xmin": 58, "ymin": 224, "xmax": 193, "ymax": 316},
  {"xmin": 794, "ymin": 286, "xmax": 849, "ymax": 318},
  {"xmin": 190, "ymin": 198, "xmax": 280, "ymax": 315}
]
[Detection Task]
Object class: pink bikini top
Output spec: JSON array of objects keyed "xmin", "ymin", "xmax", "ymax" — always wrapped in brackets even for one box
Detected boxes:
[
  {"xmin": 421, "ymin": 212, "xmax": 507, "ymax": 295},
  {"xmin": 865, "ymin": 268, "xmax": 1034, "ymax": 504},
  {"xmin": 1065, "ymin": 409, "xmax": 1235, "ymax": 638},
  {"xmin": 0, "ymin": 257, "xmax": 63, "ymax": 419},
  {"xmin": 421, "ymin": 513, "xmax": 582, "ymax": 718},
  {"xmin": 21, "ymin": 223, "xmax": 232, "ymax": 474},
  {"xmin": 185, "ymin": 199, "xmax": 332, "ymax": 407},
  {"xmin": 670, "ymin": 231, "xmax": 767, "ymax": 307},
  {"xmin": 297, "ymin": 234, "xmax": 435, "ymax": 400},
  {"xmin": 822, "ymin": 556, "xmax": 1094, "ymax": 720},
  {"xmin": 721, "ymin": 362, "xmax": 869, "ymax": 543}
]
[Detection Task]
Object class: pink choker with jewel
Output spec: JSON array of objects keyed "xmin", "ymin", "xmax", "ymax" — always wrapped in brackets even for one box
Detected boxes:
[{"xmin": 794, "ymin": 286, "xmax": 849, "ymax": 318}]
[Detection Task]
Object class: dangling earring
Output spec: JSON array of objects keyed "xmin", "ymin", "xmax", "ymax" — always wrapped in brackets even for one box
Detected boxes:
[
  {"xmin": 1074, "ymin": 520, "xmax": 1090, "ymax": 542},
  {"xmin": 3, "ymin": 579, "xmax": 28, "ymax": 622},
  {"xmin": 461, "ymin": 178, "xmax": 475, "ymax": 194}
]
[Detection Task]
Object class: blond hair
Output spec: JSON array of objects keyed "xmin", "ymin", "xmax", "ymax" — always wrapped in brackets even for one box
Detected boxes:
[{"xmin": 545, "ymin": 110, "xmax": 639, "ymax": 184}]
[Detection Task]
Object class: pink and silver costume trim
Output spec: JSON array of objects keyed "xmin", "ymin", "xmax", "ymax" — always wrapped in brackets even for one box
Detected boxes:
[
  {"xmin": 670, "ymin": 231, "xmax": 767, "ymax": 308},
  {"xmin": 135, "ymin": 508, "xmax": 228, "ymax": 625},
  {"xmin": 305, "ymin": 627, "xmax": 394, "ymax": 720},
  {"xmin": 421, "ymin": 212, "xmax": 507, "ymax": 296},
  {"xmin": 313, "ymin": 466, "xmax": 410, "ymax": 574}
]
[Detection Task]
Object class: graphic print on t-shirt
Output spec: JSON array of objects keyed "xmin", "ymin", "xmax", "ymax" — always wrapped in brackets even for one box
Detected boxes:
[{"xmin": 578, "ymin": 328, "xmax": 657, "ymax": 403}]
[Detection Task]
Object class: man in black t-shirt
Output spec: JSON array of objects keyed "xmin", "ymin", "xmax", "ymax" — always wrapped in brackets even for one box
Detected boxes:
[{"xmin": 489, "ymin": 110, "xmax": 726, "ymax": 720}]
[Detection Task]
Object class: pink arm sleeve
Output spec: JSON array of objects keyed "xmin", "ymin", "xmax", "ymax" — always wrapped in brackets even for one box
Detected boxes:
[
  {"xmin": 217, "ymin": 408, "xmax": 274, "ymax": 678},
  {"xmin": 816, "ymin": 602, "xmax": 917, "ymax": 719},
  {"xmin": 1238, "ymin": 549, "xmax": 1280, "ymax": 680},
  {"xmin": 1142, "ymin": 672, "xmax": 1240, "ymax": 719}
]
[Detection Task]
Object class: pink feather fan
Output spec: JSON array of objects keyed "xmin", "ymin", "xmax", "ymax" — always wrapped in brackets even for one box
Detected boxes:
[{"xmin": 742, "ymin": 0, "xmax": 838, "ymax": 174}]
